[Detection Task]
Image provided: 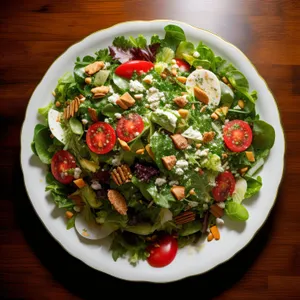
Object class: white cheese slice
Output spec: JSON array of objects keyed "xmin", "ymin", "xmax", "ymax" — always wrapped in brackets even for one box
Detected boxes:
[{"xmin": 186, "ymin": 69, "xmax": 221, "ymax": 106}]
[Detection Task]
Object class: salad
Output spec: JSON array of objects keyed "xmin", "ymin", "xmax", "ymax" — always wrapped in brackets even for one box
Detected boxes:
[{"xmin": 31, "ymin": 25, "xmax": 275, "ymax": 268}]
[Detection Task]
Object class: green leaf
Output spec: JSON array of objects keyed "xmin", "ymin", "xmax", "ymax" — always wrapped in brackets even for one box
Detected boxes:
[
  {"xmin": 245, "ymin": 176, "xmax": 262, "ymax": 199},
  {"xmin": 163, "ymin": 24, "xmax": 186, "ymax": 51},
  {"xmin": 101, "ymin": 103, "xmax": 123, "ymax": 118},
  {"xmin": 69, "ymin": 117, "xmax": 83, "ymax": 135},
  {"xmin": 112, "ymin": 36, "xmax": 132, "ymax": 49},
  {"xmin": 38, "ymin": 102, "xmax": 53, "ymax": 121},
  {"xmin": 156, "ymin": 47, "xmax": 175, "ymax": 63},
  {"xmin": 179, "ymin": 220, "xmax": 202, "ymax": 236},
  {"xmin": 131, "ymin": 176, "xmax": 152, "ymax": 201},
  {"xmin": 33, "ymin": 124, "xmax": 53, "ymax": 164},
  {"xmin": 67, "ymin": 215, "xmax": 76, "ymax": 229},
  {"xmin": 94, "ymin": 70, "xmax": 110, "ymax": 86},
  {"xmin": 151, "ymin": 109, "xmax": 178, "ymax": 133},
  {"xmin": 112, "ymin": 73, "xmax": 129, "ymax": 91},
  {"xmin": 196, "ymin": 42, "xmax": 216, "ymax": 71},
  {"xmin": 95, "ymin": 48, "xmax": 112, "ymax": 62},
  {"xmin": 252, "ymin": 120, "xmax": 275, "ymax": 150},
  {"xmin": 225, "ymin": 201, "xmax": 249, "ymax": 221},
  {"xmin": 175, "ymin": 41, "xmax": 195, "ymax": 59},
  {"xmin": 147, "ymin": 184, "xmax": 176, "ymax": 208},
  {"xmin": 220, "ymin": 81, "xmax": 234, "ymax": 107},
  {"xmin": 150, "ymin": 34, "xmax": 161, "ymax": 44},
  {"xmin": 129, "ymin": 34, "xmax": 147, "ymax": 48}
]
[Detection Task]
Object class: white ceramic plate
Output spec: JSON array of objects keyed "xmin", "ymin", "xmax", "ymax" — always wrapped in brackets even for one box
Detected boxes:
[{"xmin": 20, "ymin": 20, "xmax": 285, "ymax": 283}]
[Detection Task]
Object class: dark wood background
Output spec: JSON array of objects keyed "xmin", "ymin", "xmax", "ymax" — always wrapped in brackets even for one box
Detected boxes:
[{"xmin": 1, "ymin": 0, "xmax": 299, "ymax": 299}]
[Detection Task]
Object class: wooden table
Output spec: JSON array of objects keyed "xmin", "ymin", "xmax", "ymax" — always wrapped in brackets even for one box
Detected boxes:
[{"xmin": 1, "ymin": 0, "xmax": 299, "ymax": 298}]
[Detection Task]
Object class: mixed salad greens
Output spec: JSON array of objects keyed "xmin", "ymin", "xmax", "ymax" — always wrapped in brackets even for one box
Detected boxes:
[{"xmin": 31, "ymin": 25, "xmax": 275, "ymax": 267}]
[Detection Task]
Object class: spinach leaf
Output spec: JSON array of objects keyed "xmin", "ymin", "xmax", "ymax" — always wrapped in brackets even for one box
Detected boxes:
[
  {"xmin": 67, "ymin": 215, "xmax": 76, "ymax": 230},
  {"xmin": 112, "ymin": 73, "xmax": 129, "ymax": 91},
  {"xmin": 150, "ymin": 132, "xmax": 179, "ymax": 172},
  {"xmin": 38, "ymin": 102, "xmax": 53, "ymax": 121},
  {"xmin": 69, "ymin": 117, "xmax": 83, "ymax": 135},
  {"xmin": 220, "ymin": 81, "xmax": 234, "ymax": 107},
  {"xmin": 225, "ymin": 201, "xmax": 249, "ymax": 221},
  {"xmin": 33, "ymin": 124, "xmax": 53, "ymax": 164},
  {"xmin": 175, "ymin": 41, "xmax": 194, "ymax": 59},
  {"xmin": 101, "ymin": 103, "xmax": 123, "ymax": 118},
  {"xmin": 196, "ymin": 42, "xmax": 216, "ymax": 71},
  {"xmin": 179, "ymin": 220, "xmax": 202, "ymax": 236},
  {"xmin": 252, "ymin": 120, "xmax": 275, "ymax": 150},
  {"xmin": 131, "ymin": 176, "xmax": 152, "ymax": 201},
  {"xmin": 147, "ymin": 184, "xmax": 176, "ymax": 208},
  {"xmin": 245, "ymin": 176, "xmax": 262, "ymax": 199},
  {"xmin": 163, "ymin": 24, "xmax": 186, "ymax": 51}
]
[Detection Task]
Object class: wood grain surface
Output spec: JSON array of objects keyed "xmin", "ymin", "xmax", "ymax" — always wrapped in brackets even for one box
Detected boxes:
[{"xmin": 0, "ymin": 0, "xmax": 299, "ymax": 299}]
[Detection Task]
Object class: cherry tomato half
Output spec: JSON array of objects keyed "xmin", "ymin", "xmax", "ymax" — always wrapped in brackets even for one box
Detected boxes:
[
  {"xmin": 223, "ymin": 120, "xmax": 253, "ymax": 152},
  {"xmin": 115, "ymin": 60, "xmax": 154, "ymax": 79},
  {"xmin": 51, "ymin": 150, "xmax": 76, "ymax": 184},
  {"xmin": 147, "ymin": 235, "xmax": 178, "ymax": 268},
  {"xmin": 86, "ymin": 122, "xmax": 116, "ymax": 154},
  {"xmin": 116, "ymin": 113, "xmax": 144, "ymax": 142},
  {"xmin": 175, "ymin": 58, "xmax": 190, "ymax": 72},
  {"xmin": 212, "ymin": 171, "xmax": 236, "ymax": 202}
]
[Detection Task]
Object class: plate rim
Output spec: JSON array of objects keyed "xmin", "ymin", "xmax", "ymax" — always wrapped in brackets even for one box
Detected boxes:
[{"xmin": 20, "ymin": 19, "xmax": 286, "ymax": 283}]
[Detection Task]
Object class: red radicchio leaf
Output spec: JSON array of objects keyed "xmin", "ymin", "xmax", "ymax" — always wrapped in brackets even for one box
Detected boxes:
[{"xmin": 109, "ymin": 43, "xmax": 160, "ymax": 64}]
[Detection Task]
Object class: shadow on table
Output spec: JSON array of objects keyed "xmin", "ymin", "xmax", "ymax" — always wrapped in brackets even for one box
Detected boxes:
[{"xmin": 13, "ymin": 157, "xmax": 279, "ymax": 299}]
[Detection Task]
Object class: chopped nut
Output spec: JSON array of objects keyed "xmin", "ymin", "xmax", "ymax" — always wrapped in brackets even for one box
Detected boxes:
[
  {"xmin": 107, "ymin": 190, "xmax": 128, "ymax": 215},
  {"xmin": 215, "ymin": 106, "xmax": 229, "ymax": 117},
  {"xmin": 210, "ymin": 225, "xmax": 220, "ymax": 240},
  {"xmin": 170, "ymin": 134, "xmax": 188, "ymax": 150},
  {"xmin": 239, "ymin": 167, "xmax": 249, "ymax": 176},
  {"xmin": 88, "ymin": 108, "xmax": 98, "ymax": 122},
  {"xmin": 63, "ymin": 97, "xmax": 81, "ymax": 120},
  {"xmin": 134, "ymin": 94, "xmax": 143, "ymax": 100},
  {"xmin": 85, "ymin": 61, "xmax": 104, "ymax": 75},
  {"xmin": 111, "ymin": 164, "xmax": 132, "ymax": 186},
  {"xmin": 73, "ymin": 178, "xmax": 85, "ymax": 189},
  {"xmin": 136, "ymin": 148, "xmax": 145, "ymax": 155},
  {"xmin": 85, "ymin": 77, "xmax": 92, "ymax": 85},
  {"xmin": 120, "ymin": 92, "xmax": 135, "ymax": 107},
  {"xmin": 195, "ymin": 143, "xmax": 202, "ymax": 149},
  {"xmin": 91, "ymin": 85, "xmax": 109, "ymax": 95},
  {"xmin": 178, "ymin": 109, "xmax": 189, "ymax": 119},
  {"xmin": 202, "ymin": 131, "xmax": 215, "ymax": 143},
  {"xmin": 192, "ymin": 104, "xmax": 195, "ymax": 110},
  {"xmin": 161, "ymin": 155, "xmax": 177, "ymax": 170},
  {"xmin": 173, "ymin": 96, "xmax": 188, "ymax": 108},
  {"xmin": 189, "ymin": 189, "xmax": 196, "ymax": 195},
  {"xmin": 176, "ymin": 76, "xmax": 187, "ymax": 84},
  {"xmin": 211, "ymin": 112, "xmax": 219, "ymax": 120},
  {"xmin": 174, "ymin": 210, "xmax": 195, "ymax": 225},
  {"xmin": 160, "ymin": 72, "xmax": 167, "ymax": 79},
  {"xmin": 171, "ymin": 68, "xmax": 177, "ymax": 76},
  {"xmin": 194, "ymin": 86, "xmax": 209, "ymax": 104},
  {"xmin": 118, "ymin": 138, "xmax": 131, "ymax": 151},
  {"xmin": 145, "ymin": 144, "xmax": 155, "ymax": 160},
  {"xmin": 116, "ymin": 99, "xmax": 128, "ymax": 110},
  {"xmin": 222, "ymin": 153, "xmax": 228, "ymax": 159},
  {"xmin": 210, "ymin": 204, "xmax": 224, "ymax": 218},
  {"xmin": 238, "ymin": 100, "xmax": 245, "ymax": 109},
  {"xmin": 171, "ymin": 186, "xmax": 185, "ymax": 201},
  {"xmin": 200, "ymin": 105, "xmax": 207, "ymax": 113},
  {"xmin": 207, "ymin": 233, "xmax": 214, "ymax": 242},
  {"xmin": 222, "ymin": 76, "xmax": 228, "ymax": 84},
  {"xmin": 245, "ymin": 151, "xmax": 255, "ymax": 162},
  {"xmin": 65, "ymin": 211, "xmax": 74, "ymax": 219},
  {"xmin": 55, "ymin": 101, "xmax": 61, "ymax": 108},
  {"xmin": 143, "ymin": 77, "xmax": 152, "ymax": 84},
  {"xmin": 196, "ymin": 65, "xmax": 203, "ymax": 70}
]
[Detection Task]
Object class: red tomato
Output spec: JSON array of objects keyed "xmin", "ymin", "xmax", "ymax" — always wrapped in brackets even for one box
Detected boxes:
[
  {"xmin": 147, "ymin": 235, "xmax": 178, "ymax": 268},
  {"xmin": 86, "ymin": 122, "xmax": 116, "ymax": 154},
  {"xmin": 223, "ymin": 120, "xmax": 253, "ymax": 152},
  {"xmin": 51, "ymin": 150, "xmax": 76, "ymax": 184},
  {"xmin": 115, "ymin": 60, "xmax": 154, "ymax": 79},
  {"xmin": 116, "ymin": 113, "xmax": 144, "ymax": 142},
  {"xmin": 175, "ymin": 58, "xmax": 190, "ymax": 72},
  {"xmin": 212, "ymin": 171, "xmax": 236, "ymax": 202}
]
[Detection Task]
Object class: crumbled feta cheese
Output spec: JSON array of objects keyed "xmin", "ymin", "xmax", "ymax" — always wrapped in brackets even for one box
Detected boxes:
[
  {"xmin": 134, "ymin": 94, "xmax": 143, "ymax": 100},
  {"xmin": 146, "ymin": 87, "xmax": 165, "ymax": 110},
  {"xmin": 176, "ymin": 159, "xmax": 189, "ymax": 169},
  {"xmin": 233, "ymin": 105, "xmax": 241, "ymax": 110},
  {"xmin": 81, "ymin": 119, "xmax": 88, "ymax": 125},
  {"xmin": 216, "ymin": 218, "xmax": 225, "ymax": 226},
  {"xmin": 193, "ymin": 51, "xmax": 200, "ymax": 58},
  {"xmin": 175, "ymin": 168, "xmax": 184, "ymax": 175},
  {"xmin": 114, "ymin": 113, "xmax": 122, "ymax": 119},
  {"xmin": 104, "ymin": 62, "xmax": 111, "ymax": 69},
  {"xmin": 109, "ymin": 85, "xmax": 114, "ymax": 93},
  {"xmin": 187, "ymin": 145, "xmax": 192, "ymax": 150},
  {"xmin": 203, "ymin": 203, "xmax": 208, "ymax": 210},
  {"xmin": 134, "ymin": 132, "xmax": 140, "ymax": 137},
  {"xmin": 172, "ymin": 64, "xmax": 179, "ymax": 69},
  {"xmin": 217, "ymin": 202, "xmax": 226, "ymax": 209},
  {"xmin": 150, "ymin": 102, "xmax": 159, "ymax": 110},
  {"xmin": 155, "ymin": 177, "xmax": 167, "ymax": 186},
  {"xmin": 91, "ymin": 180, "xmax": 102, "ymax": 190},
  {"xmin": 225, "ymin": 119, "xmax": 229, "ymax": 124},
  {"xmin": 196, "ymin": 148, "xmax": 209, "ymax": 157},
  {"xmin": 112, "ymin": 155, "xmax": 122, "ymax": 166},
  {"xmin": 187, "ymin": 201, "xmax": 199, "ymax": 208},
  {"xmin": 169, "ymin": 180, "xmax": 179, "ymax": 186},
  {"xmin": 129, "ymin": 80, "xmax": 145, "ymax": 92},
  {"xmin": 194, "ymin": 167, "xmax": 199, "ymax": 172},
  {"xmin": 182, "ymin": 126, "xmax": 203, "ymax": 141},
  {"xmin": 104, "ymin": 118, "xmax": 109, "ymax": 123},
  {"xmin": 73, "ymin": 167, "xmax": 82, "ymax": 179},
  {"xmin": 108, "ymin": 93, "xmax": 120, "ymax": 105}
]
